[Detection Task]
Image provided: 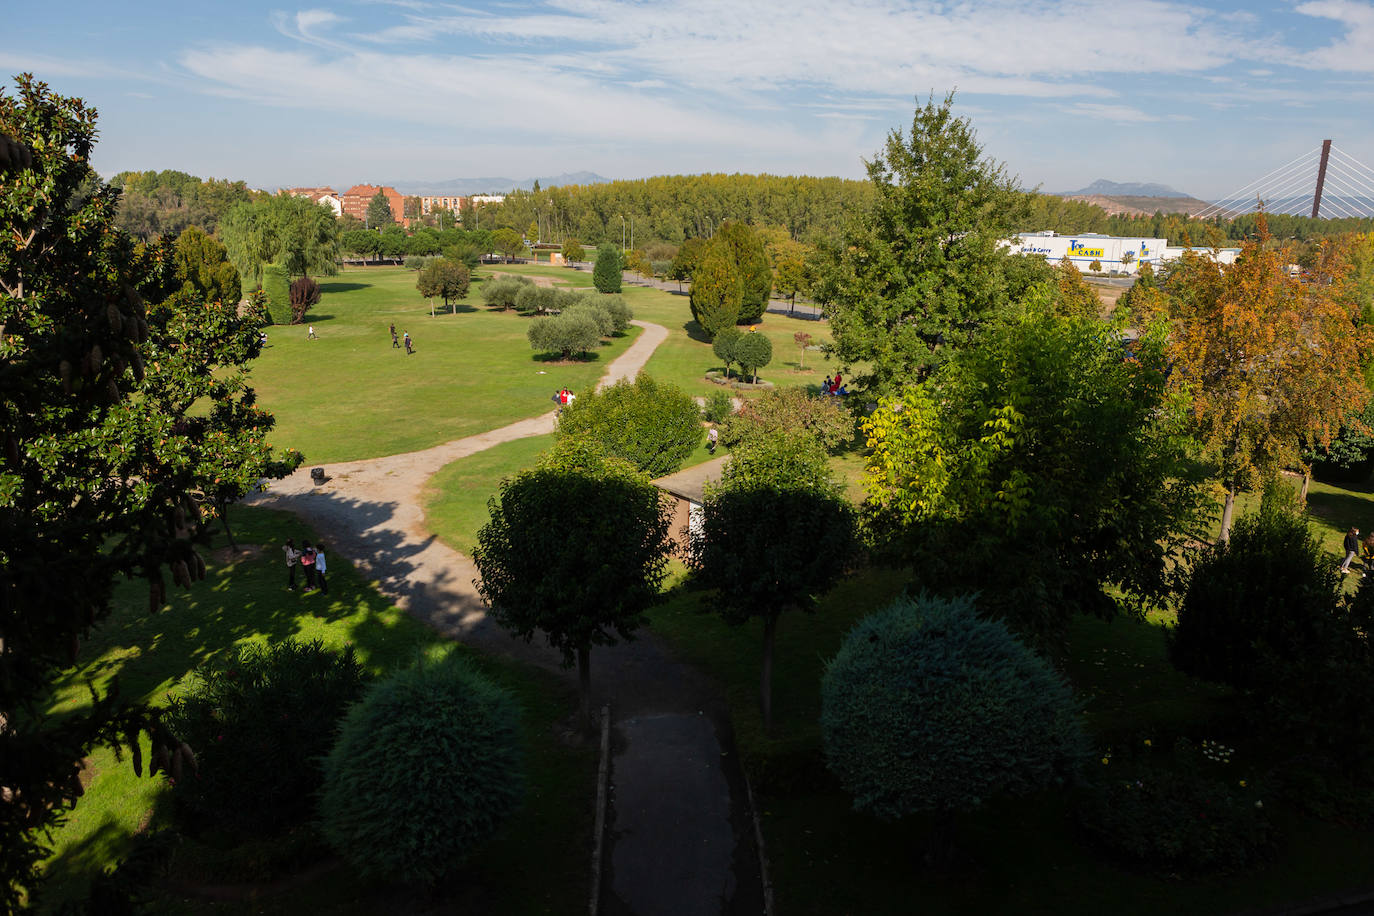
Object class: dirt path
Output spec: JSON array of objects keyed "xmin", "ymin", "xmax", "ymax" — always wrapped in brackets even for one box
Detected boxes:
[{"xmin": 245, "ymin": 319, "xmax": 761, "ymax": 914}]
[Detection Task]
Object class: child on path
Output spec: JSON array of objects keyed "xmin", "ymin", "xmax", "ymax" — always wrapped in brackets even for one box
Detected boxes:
[{"xmin": 314, "ymin": 543, "xmax": 329, "ymax": 595}]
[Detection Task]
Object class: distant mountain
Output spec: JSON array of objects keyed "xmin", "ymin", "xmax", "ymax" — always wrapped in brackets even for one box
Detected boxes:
[
  {"xmin": 1064, "ymin": 194, "xmax": 1213, "ymax": 217},
  {"xmin": 388, "ymin": 172, "xmax": 612, "ymax": 196},
  {"xmin": 1054, "ymin": 179, "xmax": 1190, "ymax": 199}
]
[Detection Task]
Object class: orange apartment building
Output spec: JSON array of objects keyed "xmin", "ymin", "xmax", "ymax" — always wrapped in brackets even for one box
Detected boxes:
[
  {"xmin": 419, "ymin": 194, "xmax": 465, "ymax": 217},
  {"xmin": 341, "ymin": 184, "xmax": 407, "ymax": 226}
]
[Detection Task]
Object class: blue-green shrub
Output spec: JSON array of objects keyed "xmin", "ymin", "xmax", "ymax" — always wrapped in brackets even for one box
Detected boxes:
[
  {"xmin": 318, "ymin": 654, "xmax": 524, "ymax": 885},
  {"xmin": 164, "ymin": 639, "xmax": 370, "ymax": 838},
  {"xmin": 821, "ymin": 593, "xmax": 1087, "ymax": 821}
]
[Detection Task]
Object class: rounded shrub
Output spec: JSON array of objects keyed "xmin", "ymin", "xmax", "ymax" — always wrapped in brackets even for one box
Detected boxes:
[
  {"xmin": 1168, "ymin": 498, "xmax": 1341, "ymax": 691},
  {"xmin": 702, "ymin": 389, "xmax": 734, "ymax": 424},
  {"xmin": 318, "ymin": 654, "xmax": 524, "ymax": 885},
  {"xmin": 821, "ymin": 593, "xmax": 1087, "ymax": 821},
  {"xmin": 163, "ymin": 639, "xmax": 370, "ymax": 838},
  {"xmin": 556, "ymin": 373, "xmax": 703, "ymax": 476}
]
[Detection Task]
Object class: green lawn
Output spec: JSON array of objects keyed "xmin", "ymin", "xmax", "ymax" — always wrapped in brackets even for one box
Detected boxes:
[
  {"xmin": 492, "ymin": 264, "xmax": 840, "ymax": 400},
  {"xmin": 249, "ymin": 266, "xmax": 639, "ymax": 463},
  {"xmin": 646, "ymin": 476, "xmax": 1374, "ymax": 915},
  {"xmin": 39, "ymin": 507, "xmax": 594, "ymax": 914}
]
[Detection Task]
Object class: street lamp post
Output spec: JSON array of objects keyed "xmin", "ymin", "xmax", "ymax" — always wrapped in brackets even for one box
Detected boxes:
[{"xmin": 620, "ymin": 215, "xmax": 625, "ymax": 251}]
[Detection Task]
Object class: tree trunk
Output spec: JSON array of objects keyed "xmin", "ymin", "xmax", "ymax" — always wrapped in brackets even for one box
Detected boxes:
[
  {"xmin": 1300, "ymin": 470, "xmax": 1311, "ymax": 506},
  {"xmin": 219, "ymin": 499, "xmax": 238, "ymax": 551},
  {"xmin": 430, "ymin": 297, "xmax": 435, "ymax": 318},
  {"xmin": 1220, "ymin": 488, "xmax": 1236, "ymax": 544},
  {"xmin": 761, "ymin": 613, "xmax": 778, "ymax": 732},
  {"xmin": 578, "ymin": 645, "xmax": 593, "ymax": 733},
  {"xmin": 799, "ymin": 347, "xmax": 805, "ymax": 370}
]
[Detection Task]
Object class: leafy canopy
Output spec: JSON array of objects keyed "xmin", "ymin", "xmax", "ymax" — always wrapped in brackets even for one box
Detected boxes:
[{"xmin": 556, "ymin": 373, "xmax": 702, "ymax": 477}]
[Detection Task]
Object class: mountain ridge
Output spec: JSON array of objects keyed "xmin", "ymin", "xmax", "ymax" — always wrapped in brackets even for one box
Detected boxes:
[
  {"xmin": 385, "ymin": 171, "xmax": 612, "ymax": 196},
  {"xmin": 1054, "ymin": 178, "xmax": 1190, "ymax": 199}
]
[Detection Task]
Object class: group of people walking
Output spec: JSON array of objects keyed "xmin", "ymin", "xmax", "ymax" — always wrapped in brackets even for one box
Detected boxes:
[
  {"xmin": 389, "ymin": 322, "xmax": 413, "ymax": 355},
  {"xmin": 1339, "ymin": 526, "xmax": 1374, "ymax": 577},
  {"xmin": 283, "ymin": 538, "xmax": 329, "ymax": 594}
]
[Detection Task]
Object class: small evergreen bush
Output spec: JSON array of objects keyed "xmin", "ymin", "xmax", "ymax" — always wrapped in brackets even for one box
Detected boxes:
[
  {"xmin": 822, "ymin": 593, "xmax": 1087, "ymax": 823},
  {"xmin": 318, "ymin": 654, "xmax": 523, "ymax": 885},
  {"xmin": 702, "ymin": 389, "xmax": 734, "ymax": 424},
  {"xmin": 593, "ymin": 244, "xmax": 622, "ymax": 293},
  {"xmin": 1168, "ymin": 495, "xmax": 1341, "ymax": 691},
  {"xmin": 556, "ymin": 374, "xmax": 703, "ymax": 476},
  {"xmin": 163, "ymin": 639, "xmax": 370, "ymax": 838},
  {"xmin": 712, "ymin": 327, "xmax": 743, "ymax": 377}
]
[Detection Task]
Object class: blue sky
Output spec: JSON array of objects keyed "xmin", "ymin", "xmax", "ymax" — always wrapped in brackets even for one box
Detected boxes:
[{"xmin": 4, "ymin": 0, "xmax": 1374, "ymax": 199}]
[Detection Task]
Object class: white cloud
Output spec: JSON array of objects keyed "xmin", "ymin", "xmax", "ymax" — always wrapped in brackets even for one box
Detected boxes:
[
  {"xmin": 1063, "ymin": 103, "xmax": 1161, "ymax": 124},
  {"xmin": 1294, "ymin": 0, "xmax": 1374, "ymax": 71}
]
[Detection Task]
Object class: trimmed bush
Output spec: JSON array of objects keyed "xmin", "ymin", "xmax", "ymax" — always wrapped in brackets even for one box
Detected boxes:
[
  {"xmin": 593, "ymin": 244, "xmax": 622, "ymax": 293},
  {"xmin": 528, "ymin": 311, "xmax": 601, "ymax": 359},
  {"xmin": 289, "ymin": 275, "xmax": 321, "ymax": 325},
  {"xmin": 822, "ymin": 593, "xmax": 1087, "ymax": 823},
  {"xmin": 163, "ymin": 639, "xmax": 370, "ymax": 838},
  {"xmin": 557, "ymin": 374, "xmax": 702, "ymax": 476},
  {"xmin": 261, "ymin": 263, "xmax": 291, "ymax": 325},
  {"xmin": 702, "ymin": 389, "xmax": 734, "ymax": 424},
  {"xmin": 319, "ymin": 654, "xmax": 523, "ymax": 885},
  {"xmin": 1168, "ymin": 496, "xmax": 1341, "ymax": 691},
  {"xmin": 734, "ymin": 332, "xmax": 774, "ymax": 383},
  {"xmin": 566, "ymin": 300, "xmax": 614, "ymax": 336}
]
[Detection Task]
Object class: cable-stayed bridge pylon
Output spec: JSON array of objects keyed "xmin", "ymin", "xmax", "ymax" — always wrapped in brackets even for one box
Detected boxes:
[{"xmin": 1194, "ymin": 141, "xmax": 1374, "ymax": 221}]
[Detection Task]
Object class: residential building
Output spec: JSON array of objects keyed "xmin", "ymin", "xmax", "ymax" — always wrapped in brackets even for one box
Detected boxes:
[
  {"xmin": 341, "ymin": 184, "xmax": 407, "ymax": 226},
  {"xmin": 418, "ymin": 195, "xmax": 466, "ymax": 216}
]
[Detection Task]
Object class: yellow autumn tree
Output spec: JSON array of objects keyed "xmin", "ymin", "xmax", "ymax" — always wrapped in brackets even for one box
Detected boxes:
[{"xmin": 1163, "ymin": 217, "xmax": 1371, "ymax": 541}]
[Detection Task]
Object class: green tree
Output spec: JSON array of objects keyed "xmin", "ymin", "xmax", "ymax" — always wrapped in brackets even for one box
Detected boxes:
[
  {"xmin": 771, "ymin": 237, "xmax": 812, "ymax": 315},
  {"xmin": 689, "ymin": 241, "xmax": 743, "ymax": 338},
  {"xmin": 556, "ymin": 374, "xmax": 702, "ymax": 477},
  {"xmin": 734, "ymin": 332, "xmax": 773, "ymax": 383},
  {"xmin": 713, "ymin": 326, "xmax": 743, "ymax": 379},
  {"xmin": 367, "ymin": 190, "xmax": 394, "ymax": 228},
  {"xmin": 668, "ymin": 236, "xmax": 706, "ymax": 290},
  {"xmin": 824, "ymin": 93, "xmax": 1031, "ymax": 397},
  {"xmin": 593, "ymin": 243, "xmax": 622, "ymax": 293},
  {"xmin": 527, "ymin": 310, "xmax": 601, "ymax": 359},
  {"xmin": 721, "ymin": 387, "xmax": 852, "ymax": 453},
  {"xmin": 173, "ymin": 226, "xmax": 241, "ymax": 305},
  {"xmin": 1053, "ymin": 256, "xmax": 1101, "ymax": 319},
  {"xmin": 561, "ymin": 238, "xmax": 585, "ymax": 264},
  {"xmin": 340, "ymin": 228, "xmax": 380, "ymax": 261},
  {"xmin": 861, "ymin": 295, "xmax": 1209, "ymax": 641},
  {"xmin": 261, "ymin": 263, "xmax": 291, "ymax": 324},
  {"xmin": 691, "ymin": 432, "xmax": 859, "ymax": 729},
  {"xmin": 716, "ymin": 220, "xmax": 773, "ymax": 324},
  {"xmin": 0, "ymin": 75, "xmax": 301, "ymax": 906},
  {"xmin": 473, "ymin": 440, "xmax": 673, "ymax": 726},
  {"xmin": 493, "ymin": 227, "xmax": 525, "ymax": 262},
  {"xmin": 416, "ymin": 258, "xmax": 471, "ymax": 316}
]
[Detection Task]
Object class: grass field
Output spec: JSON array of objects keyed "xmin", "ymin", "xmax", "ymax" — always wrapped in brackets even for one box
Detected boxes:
[
  {"xmin": 248, "ymin": 266, "xmax": 639, "ymax": 463},
  {"xmin": 38, "ymin": 507, "xmax": 594, "ymax": 915}
]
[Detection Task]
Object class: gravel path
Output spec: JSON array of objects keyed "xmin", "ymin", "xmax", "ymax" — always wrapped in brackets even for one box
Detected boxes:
[{"xmin": 245, "ymin": 319, "xmax": 761, "ymax": 914}]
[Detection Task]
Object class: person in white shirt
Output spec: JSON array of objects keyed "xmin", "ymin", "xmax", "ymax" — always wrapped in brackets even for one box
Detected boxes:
[{"xmin": 314, "ymin": 543, "xmax": 329, "ymax": 595}]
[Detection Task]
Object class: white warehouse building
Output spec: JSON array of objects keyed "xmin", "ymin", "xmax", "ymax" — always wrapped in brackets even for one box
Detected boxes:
[{"xmin": 1008, "ymin": 232, "xmax": 1167, "ymax": 274}]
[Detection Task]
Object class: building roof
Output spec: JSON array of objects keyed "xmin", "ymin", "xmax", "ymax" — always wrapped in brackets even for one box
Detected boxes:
[{"xmin": 651, "ymin": 456, "xmax": 729, "ymax": 504}]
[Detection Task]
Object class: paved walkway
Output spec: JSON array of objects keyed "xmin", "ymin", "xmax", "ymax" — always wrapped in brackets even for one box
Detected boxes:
[{"xmin": 245, "ymin": 319, "xmax": 760, "ymax": 914}]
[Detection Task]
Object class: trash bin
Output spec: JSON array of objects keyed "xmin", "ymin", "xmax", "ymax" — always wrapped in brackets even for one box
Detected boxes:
[{"xmin": 310, "ymin": 467, "xmax": 326, "ymax": 484}]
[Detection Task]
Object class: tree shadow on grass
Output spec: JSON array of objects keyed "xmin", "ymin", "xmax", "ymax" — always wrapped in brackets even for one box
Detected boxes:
[
  {"xmin": 317, "ymin": 282, "xmax": 369, "ymax": 294},
  {"xmin": 532, "ymin": 352, "xmax": 603, "ymax": 364},
  {"xmin": 683, "ymin": 319, "xmax": 711, "ymax": 343}
]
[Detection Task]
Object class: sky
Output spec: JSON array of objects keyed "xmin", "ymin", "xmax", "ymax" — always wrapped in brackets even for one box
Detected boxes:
[{"xmin": 4, "ymin": 0, "xmax": 1374, "ymax": 200}]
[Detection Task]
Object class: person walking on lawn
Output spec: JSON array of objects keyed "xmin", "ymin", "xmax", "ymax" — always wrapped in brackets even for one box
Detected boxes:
[
  {"xmin": 390, "ymin": 322, "xmax": 400, "ymax": 348},
  {"xmin": 404, "ymin": 331, "xmax": 413, "ymax": 355},
  {"xmin": 1340, "ymin": 527, "xmax": 1361, "ymax": 575},
  {"xmin": 313, "ymin": 543, "xmax": 329, "ymax": 595}
]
